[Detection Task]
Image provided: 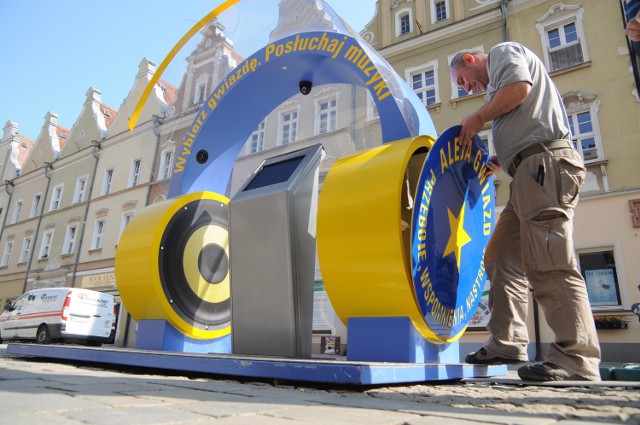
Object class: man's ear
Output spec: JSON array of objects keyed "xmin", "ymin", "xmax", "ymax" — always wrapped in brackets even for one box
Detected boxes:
[{"xmin": 463, "ymin": 53, "xmax": 475, "ymax": 64}]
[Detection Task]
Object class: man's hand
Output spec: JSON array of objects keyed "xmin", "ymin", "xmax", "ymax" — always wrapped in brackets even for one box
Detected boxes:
[
  {"xmin": 485, "ymin": 154, "xmax": 501, "ymax": 178},
  {"xmin": 459, "ymin": 112, "xmax": 484, "ymax": 147},
  {"xmin": 627, "ymin": 11, "xmax": 640, "ymax": 42}
]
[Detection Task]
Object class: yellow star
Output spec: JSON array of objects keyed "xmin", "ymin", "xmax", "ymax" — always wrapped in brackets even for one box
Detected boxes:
[{"xmin": 443, "ymin": 204, "xmax": 472, "ymax": 271}]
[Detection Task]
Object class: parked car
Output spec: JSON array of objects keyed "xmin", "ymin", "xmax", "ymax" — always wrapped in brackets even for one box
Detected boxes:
[{"xmin": 0, "ymin": 287, "xmax": 116, "ymax": 345}]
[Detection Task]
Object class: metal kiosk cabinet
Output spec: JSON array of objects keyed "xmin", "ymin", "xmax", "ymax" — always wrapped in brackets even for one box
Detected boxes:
[{"xmin": 229, "ymin": 144, "xmax": 325, "ymax": 358}]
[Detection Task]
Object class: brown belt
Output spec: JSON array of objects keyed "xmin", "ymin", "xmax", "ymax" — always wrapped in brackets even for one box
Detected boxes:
[{"xmin": 508, "ymin": 139, "xmax": 573, "ymax": 176}]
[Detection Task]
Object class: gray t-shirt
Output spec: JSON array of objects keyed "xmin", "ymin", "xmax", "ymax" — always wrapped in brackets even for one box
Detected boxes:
[{"xmin": 487, "ymin": 42, "xmax": 571, "ymax": 171}]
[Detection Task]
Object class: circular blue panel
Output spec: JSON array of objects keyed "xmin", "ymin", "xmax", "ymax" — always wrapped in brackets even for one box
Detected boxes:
[{"xmin": 411, "ymin": 126, "xmax": 495, "ymax": 340}]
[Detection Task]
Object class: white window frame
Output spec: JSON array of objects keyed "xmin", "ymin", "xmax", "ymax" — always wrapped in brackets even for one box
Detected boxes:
[
  {"xmin": 449, "ymin": 45, "xmax": 484, "ymax": 100},
  {"xmin": 92, "ymin": 219, "xmax": 106, "ymax": 250},
  {"xmin": 49, "ymin": 184, "xmax": 64, "ymax": 211},
  {"xmin": 159, "ymin": 149, "xmax": 174, "ymax": 181},
  {"xmin": 278, "ymin": 108, "xmax": 299, "ymax": 146},
  {"xmin": 30, "ymin": 193, "xmax": 42, "ymax": 218},
  {"xmin": 102, "ymin": 168, "xmax": 114, "ymax": 195},
  {"xmin": 535, "ymin": 4, "xmax": 588, "ymax": 72},
  {"xmin": 405, "ymin": 60, "xmax": 440, "ymax": 107},
  {"xmin": 62, "ymin": 224, "xmax": 78, "ymax": 255},
  {"xmin": 315, "ymin": 95, "xmax": 339, "ymax": 135},
  {"xmin": 564, "ymin": 94, "xmax": 604, "ymax": 164},
  {"xmin": 395, "ymin": 7, "xmax": 413, "ymax": 37},
  {"xmin": 129, "ymin": 159, "xmax": 142, "ymax": 188},
  {"xmin": 1, "ymin": 241, "xmax": 13, "ymax": 267},
  {"xmin": 431, "ymin": 0, "xmax": 450, "ymax": 24},
  {"xmin": 194, "ymin": 80, "xmax": 208, "ymax": 106},
  {"xmin": 119, "ymin": 211, "xmax": 135, "ymax": 242},
  {"xmin": 73, "ymin": 176, "xmax": 88, "ymax": 204},
  {"xmin": 39, "ymin": 230, "xmax": 54, "ymax": 259},
  {"xmin": 18, "ymin": 236, "xmax": 31, "ymax": 263},
  {"xmin": 477, "ymin": 129, "xmax": 496, "ymax": 156},
  {"xmin": 247, "ymin": 121, "xmax": 266, "ymax": 154},
  {"xmin": 11, "ymin": 200, "xmax": 22, "ymax": 224}
]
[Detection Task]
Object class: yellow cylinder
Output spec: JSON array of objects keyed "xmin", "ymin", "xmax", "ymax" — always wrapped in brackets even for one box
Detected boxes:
[
  {"xmin": 115, "ymin": 191, "xmax": 231, "ymax": 340},
  {"xmin": 317, "ymin": 136, "xmax": 460, "ymax": 343}
]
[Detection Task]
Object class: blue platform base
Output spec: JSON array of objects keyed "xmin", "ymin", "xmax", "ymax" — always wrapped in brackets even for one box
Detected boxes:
[
  {"xmin": 135, "ymin": 320, "xmax": 231, "ymax": 354},
  {"xmin": 347, "ymin": 316, "xmax": 458, "ymax": 363},
  {"xmin": 6, "ymin": 343, "xmax": 507, "ymax": 385}
]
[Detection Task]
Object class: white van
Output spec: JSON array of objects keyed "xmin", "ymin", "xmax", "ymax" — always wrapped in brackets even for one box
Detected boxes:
[{"xmin": 0, "ymin": 287, "xmax": 116, "ymax": 345}]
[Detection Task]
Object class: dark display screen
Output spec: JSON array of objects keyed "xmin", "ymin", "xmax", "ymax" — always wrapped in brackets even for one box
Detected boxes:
[{"xmin": 243, "ymin": 155, "xmax": 305, "ymax": 191}]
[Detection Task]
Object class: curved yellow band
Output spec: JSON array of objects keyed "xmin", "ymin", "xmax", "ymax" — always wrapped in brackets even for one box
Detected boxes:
[
  {"xmin": 115, "ymin": 191, "xmax": 231, "ymax": 339},
  {"xmin": 128, "ymin": 0, "xmax": 242, "ymax": 131},
  {"xmin": 317, "ymin": 136, "xmax": 464, "ymax": 344}
]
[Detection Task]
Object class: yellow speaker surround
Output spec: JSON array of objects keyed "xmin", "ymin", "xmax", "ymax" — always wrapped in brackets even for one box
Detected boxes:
[{"xmin": 115, "ymin": 191, "xmax": 231, "ymax": 340}]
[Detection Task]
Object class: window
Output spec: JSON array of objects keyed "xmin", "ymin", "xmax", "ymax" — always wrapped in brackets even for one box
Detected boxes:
[
  {"xmin": 39, "ymin": 230, "xmax": 54, "ymax": 259},
  {"xmin": 578, "ymin": 249, "xmax": 622, "ymax": 309},
  {"xmin": 74, "ymin": 176, "xmax": 88, "ymax": 203},
  {"xmin": 279, "ymin": 110, "xmax": 298, "ymax": 145},
  {"xmin": 11, "ymin": 200, "xmax": 22, "ymax": 224},
  {"xmin": 30, "ymin": 194, "xmax": 41, "ymax": 218},
  {"xmin": 92, "ymin": 219, "xmax": 106, "ymax": 249},
  {"xmin": 119, "ymin": 211, "xmax": 135, "ymax": 242},
  {"xmin": 129, "ymin": 159, "xmax": 142, "ymax": 187},
  {"xmin": 568, "ymin": 112, "xmax": 597, "ymax": 161},
  {"xmin": 50, "ymin": 184, "xmax": 63, "ymax": 211},
  {"xmin": 395, "ymin": 8, "xmax": 413, "ymax": 37},
  {"xmin": 103, "ymin": 168, "xmax": 114, "ymax": 195},
  {"xmin": 62, "ymin": 225, "xmax": 78, "ymax": 255},
  {"xmin": 406, "ymin": 61, "xmax": 439, "ymax": 107},
  {"xmin": 432, "ymin": 0, "xmax": 449, "ymax": 23},
  {"xmin": 195, "ymin": 82, "xmax": 207, "ymax": 105},
  {"xmin": 366, "ymin": 91, "xmax": 379, "ymax": 121},
  {"xmin": 159, "ymin": 150, "xmax": 174, "ymax": 180},
  {"xmin": 316, "ymin": 97, "xmax": 338, "ymax": 135},
  {"xmin": 449, "ymin": 46, "xmax": 484, "ymax": 99},
  {"xmin": 400, "ymin": 14, "xmax": 411, "ymax": 35},
  {"xmin": 18, "ymin": 236, "xmax": 31, "ymax": 263},
  {"xmin": 248, "ymin": 121, "xmax": 266, "ymax": 154},
  {"xmin": 536, "ymin": 4, "xmax": 588, "ymax": 72},
  {"xmin": 1, "ymin": 241, "xmax": 13, "ymax": 267},
  {"xmin": 564, "ymin": 93, "xmax": 603, "ymax": 163},
  {"xmin": 477, "ymin": 130, "xmax": 496, "ymax": 156}
]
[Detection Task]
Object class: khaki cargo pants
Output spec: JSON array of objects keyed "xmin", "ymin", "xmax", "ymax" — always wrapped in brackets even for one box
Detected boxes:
[{"xmin": 483, "ymin": 146, "xmax": 601, "ymax": 381}]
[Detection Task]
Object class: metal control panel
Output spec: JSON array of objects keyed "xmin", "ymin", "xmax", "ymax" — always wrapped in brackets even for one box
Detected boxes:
[{"xmin": 229, "ymin": 144, "xmax": 325, "ymax": 358}]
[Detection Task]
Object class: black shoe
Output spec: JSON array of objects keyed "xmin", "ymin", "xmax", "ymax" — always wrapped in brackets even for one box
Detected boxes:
[
  {"xmin": 517, "ymin": 362, "xmax": 589, "ymax": 381},
  {"xmin": 465, "ymin": 347, "xmax": 524, "ymax": 365}
]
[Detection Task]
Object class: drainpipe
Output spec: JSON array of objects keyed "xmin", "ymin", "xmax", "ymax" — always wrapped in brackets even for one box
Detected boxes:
[
  {"xmin": 145, "ymin": 114, "xmax": 165, "ymax": 207},
  {"xmin": 22, "ymin": 162, "xmax": 53, "ymax": 292},
  {"xmin": 0, "ymin": 180, "xmax": 14, "ymax": 244},
  {"xmin": 499, "ymin": 0, "xmax": 510, "ymax": 42},
  {"xmin": 70, "ymin": 140, "xmax": 101, "ymax": 287}
]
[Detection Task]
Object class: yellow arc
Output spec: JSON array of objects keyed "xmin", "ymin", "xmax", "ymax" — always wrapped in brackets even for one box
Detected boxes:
[{"xmin": 128, "ymin": 0, "xmax": 242, "ymax": 131}]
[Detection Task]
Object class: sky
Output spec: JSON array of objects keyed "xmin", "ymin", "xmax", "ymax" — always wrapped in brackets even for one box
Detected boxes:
[{"xmin": 0, "ymin": 0, "xmax": 377, "ymax": 141}]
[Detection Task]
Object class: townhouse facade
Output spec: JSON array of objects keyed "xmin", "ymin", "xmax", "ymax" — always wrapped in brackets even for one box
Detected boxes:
[{"xmin": 0, "ymin": 0, "xmax": 638, "ymax": 361}]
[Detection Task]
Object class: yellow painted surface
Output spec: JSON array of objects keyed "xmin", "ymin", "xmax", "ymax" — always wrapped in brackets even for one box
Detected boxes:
[
  {"xmin": 115, "ymin": 192, "xmax": 231, "ymax": 339},
  {"xmin": 317, "ymin": 135, "xmax": 463, "ymax": 344}
]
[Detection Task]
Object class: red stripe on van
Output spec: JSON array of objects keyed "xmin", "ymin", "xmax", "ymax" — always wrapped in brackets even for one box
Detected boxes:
[{"xmin": 11, "ymin": 311, "xmax": 61, "ymax": 320}]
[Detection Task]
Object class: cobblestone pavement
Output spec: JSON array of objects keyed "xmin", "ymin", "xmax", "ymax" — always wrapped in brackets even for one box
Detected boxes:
[{"xmin": 1, "ymin": 344, "xmax": 639, "ymax": 425}]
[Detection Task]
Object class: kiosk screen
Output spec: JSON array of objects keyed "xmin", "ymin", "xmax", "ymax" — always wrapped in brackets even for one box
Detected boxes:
[{"xmin": 244, "ymin": 155, "xmax": 305, "ymax": 191}]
